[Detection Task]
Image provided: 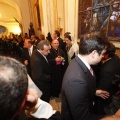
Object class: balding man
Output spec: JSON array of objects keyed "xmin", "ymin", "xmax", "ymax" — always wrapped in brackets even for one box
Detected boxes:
[{"xmin": 47, "ymin": 39, "xmax": 67, "ymax": 101}]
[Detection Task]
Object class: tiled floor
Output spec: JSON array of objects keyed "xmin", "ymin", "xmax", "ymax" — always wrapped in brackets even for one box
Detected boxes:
[{"xmin": 49, "ymin": 98, "xmax": 61, "ymax": 112}]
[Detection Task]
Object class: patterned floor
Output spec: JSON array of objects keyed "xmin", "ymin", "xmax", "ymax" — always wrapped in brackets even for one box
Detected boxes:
[{"xmin": 49, "ymin": 98, "xmax": 61, "ymax": 112}]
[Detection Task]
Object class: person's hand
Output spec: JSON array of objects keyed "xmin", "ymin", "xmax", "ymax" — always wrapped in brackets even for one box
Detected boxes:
[
  {"xmin": 60, "ymin": 57, "xmax": 64, "ymax": 61},
  {"xmin": 24, "ymin": 60, "xmax": 28, "ymax": 65},
  {"xmin": 96, "ymin": 89, "xmax": 109, "ymax": 99},
  {"xmin": 55, "ymin": 56, "xmax": 61, "ymax": 61},
  {"xmin": 24, "ymin": 89, "xmax": 38, "ymax": 110}
]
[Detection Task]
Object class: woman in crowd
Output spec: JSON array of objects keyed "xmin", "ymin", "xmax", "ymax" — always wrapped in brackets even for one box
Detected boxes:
[{"xmin": 64, "ymin": 34, "xmax": 79, "ymax": 63}]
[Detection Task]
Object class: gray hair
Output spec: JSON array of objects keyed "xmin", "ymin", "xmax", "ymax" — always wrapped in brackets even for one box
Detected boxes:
[{"xmin": 37, "ymin": 40, "xmax": 50, "ymax": 50}]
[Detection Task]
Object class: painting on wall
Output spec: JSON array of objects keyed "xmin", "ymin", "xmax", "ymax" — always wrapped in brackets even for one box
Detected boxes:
[{"xmin": 78, "ymin": 0, "xmax": 120, "ymax": 40}]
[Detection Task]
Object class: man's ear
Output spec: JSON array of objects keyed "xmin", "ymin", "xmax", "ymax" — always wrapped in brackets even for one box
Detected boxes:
[{"xmin": 91, "ymin": 50, "xmax": 97, "ymax": 58}]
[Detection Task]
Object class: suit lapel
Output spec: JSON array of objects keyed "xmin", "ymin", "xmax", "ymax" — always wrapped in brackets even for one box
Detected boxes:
[
  {"xmin": 75, "ymin": 56, "xmax": 96, "ymax": 95},
  {"xmin": 37, "ymin": 50, "xmax": 49, "ymax": 66}
]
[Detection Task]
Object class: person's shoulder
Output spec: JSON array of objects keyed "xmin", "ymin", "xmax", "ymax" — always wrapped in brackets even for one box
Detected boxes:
[
  {"xmin": 58, "ymin": 37, "xmax": 63, "ymax": 41},
  {"xmin": 66, "ymin": 57, "xmax": 83, "ymax": 72}
]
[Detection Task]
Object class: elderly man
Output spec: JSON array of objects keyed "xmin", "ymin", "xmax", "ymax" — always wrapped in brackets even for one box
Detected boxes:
[
  {"xmin": 47, "ymin": 39, "xmax": 66, "ymax": 101},
  {"xmin": 30, "ymin": 40, "xmax": 52, "ymax": 102}
]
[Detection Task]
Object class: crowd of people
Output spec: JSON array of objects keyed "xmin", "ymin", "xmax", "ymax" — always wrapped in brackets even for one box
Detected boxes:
[{"xmin": 0, "ymin": 31, "xmax": 120, "ymax": 120}]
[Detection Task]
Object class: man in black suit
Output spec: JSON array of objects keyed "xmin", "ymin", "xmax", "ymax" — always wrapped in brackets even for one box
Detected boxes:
[
  {"xmin": 61, "ymin": 33, "xmax": 110, "ymax": 120},
  {"xmin": 94, "ymin": 43, "xmax": 120, "ymax": 115},
  {"xmin": 22, "ymin": 38, "xmax": 36, "ymax": 77},
  {"xmin": 30, "ymin": 40, "xmax": 52, "ymax": 102}
]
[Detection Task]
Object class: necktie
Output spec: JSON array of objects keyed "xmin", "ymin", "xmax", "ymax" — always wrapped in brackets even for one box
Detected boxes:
[
  {"xmin": 44, "ymin": 56, "xmax": 48, "ymax": 63},
  {"xmin": 90, "ymin": 67, "xmax": 94, "ymax": 76},
  {"xmin": 29, "ymin": 49, "xmax": 32, "ymax": 56}
]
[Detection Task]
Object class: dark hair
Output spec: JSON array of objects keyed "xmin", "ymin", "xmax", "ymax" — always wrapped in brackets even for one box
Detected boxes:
[
  {"xmin": 79, "ymin": 32, "xmax": 109, "ymax": 55},
  {"xmin": 105, "ymin": 43, "xmax": 116, "ymax": 57},
  {"xmin": 24, "ymin": 33, "xmax": 28, "ymax": 36},
  {"xmin": 64, "ymin": 34, "xmax": 72, "ymax": 41},
  {"xmin": 40, "ymin": 34, "xmax": 45, "ymax": 40},
  {"xmin": 37, "ymin": 40, "xmax": 50, "ymax": 50},
  {"xmin": 0, "ymin": 56, "xmax": 28, "ymax": 120},
  {"xmin": 46, "ymin": 32, "xmax": 52, "ymax": 43},
  {"xmin": 64, "ymin": 32, "xmax": 71, "ymax": 37},
  {"xmin": 25, "ymin": 38, "xmax": 33, "ymax": 45},
  {"xmin": 55, "ymin": 30, "xmax": 60, "ymax": 37}
]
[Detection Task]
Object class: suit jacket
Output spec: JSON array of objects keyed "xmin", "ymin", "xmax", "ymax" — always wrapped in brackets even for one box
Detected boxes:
[
  {"xmin": 98, "ymin": 55, "xmax": 120, "ymax": 93},
  {"xmin": 61, "ymin": 56, "xmax": 104, "ymax": 120},
  {"xmin": 94, "ymin": 55, "xmax": 120, "ymax": 114},
  {"xmin": 30, "ymin": 49, "xmax": 52, "ymax": 102},
  {"xmin": 22, "ymin": 46, "xmax": 36, "ymax": 77}
]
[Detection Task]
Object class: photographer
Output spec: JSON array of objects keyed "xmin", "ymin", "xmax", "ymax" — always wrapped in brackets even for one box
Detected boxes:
[{"xmin": 94, "ymin": 43, "xmax": 120, "ymax": 115}]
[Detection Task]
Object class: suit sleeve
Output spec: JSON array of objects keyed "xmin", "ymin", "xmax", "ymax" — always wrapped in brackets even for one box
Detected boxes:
[
  {"xmin": 98, "ymin": 64, "xmax": 115, "ymax": 91},
  {"xmin": 63, "ymin": 78, "xmax": 103, "ymax": 120}
]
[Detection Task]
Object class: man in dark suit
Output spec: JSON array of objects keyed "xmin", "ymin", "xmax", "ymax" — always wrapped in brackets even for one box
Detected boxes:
[
  {"xmin": 94, "ymin": 43, "xmax": 120, "ymax": 115},
  {"xmin": 22, "ymin": 38, "xmax": 36, "ymax": 77},
  {"xmin": 61, "ymin": 33, "xmax": 110, "ymax": 120},
  {"xmin": 30, "ymin": 40, "xmax": 52, "ymax": 102}
]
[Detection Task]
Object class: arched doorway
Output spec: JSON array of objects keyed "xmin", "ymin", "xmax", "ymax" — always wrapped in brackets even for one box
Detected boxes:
[{"xmin": 0, "ymin": 0, "xmax": 22, "ymax": 36}]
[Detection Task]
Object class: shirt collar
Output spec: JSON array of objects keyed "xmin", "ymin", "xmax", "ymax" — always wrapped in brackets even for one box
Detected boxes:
[
  {"xmin": 29, "ymin": 45, "xmax": 33, "ymax": 50},
  {"xmin": 37, "ymin": 49, "xmax": 46, "ymax": 58},
  {"xmin": 78, "ymin": 54, "xmax": 91, "ymax": 70}
]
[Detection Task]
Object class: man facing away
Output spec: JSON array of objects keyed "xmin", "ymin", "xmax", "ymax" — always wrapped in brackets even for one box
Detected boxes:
[{"xmin": 61, "ymin": 33, "xmax": 110, "ymax": 120}]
